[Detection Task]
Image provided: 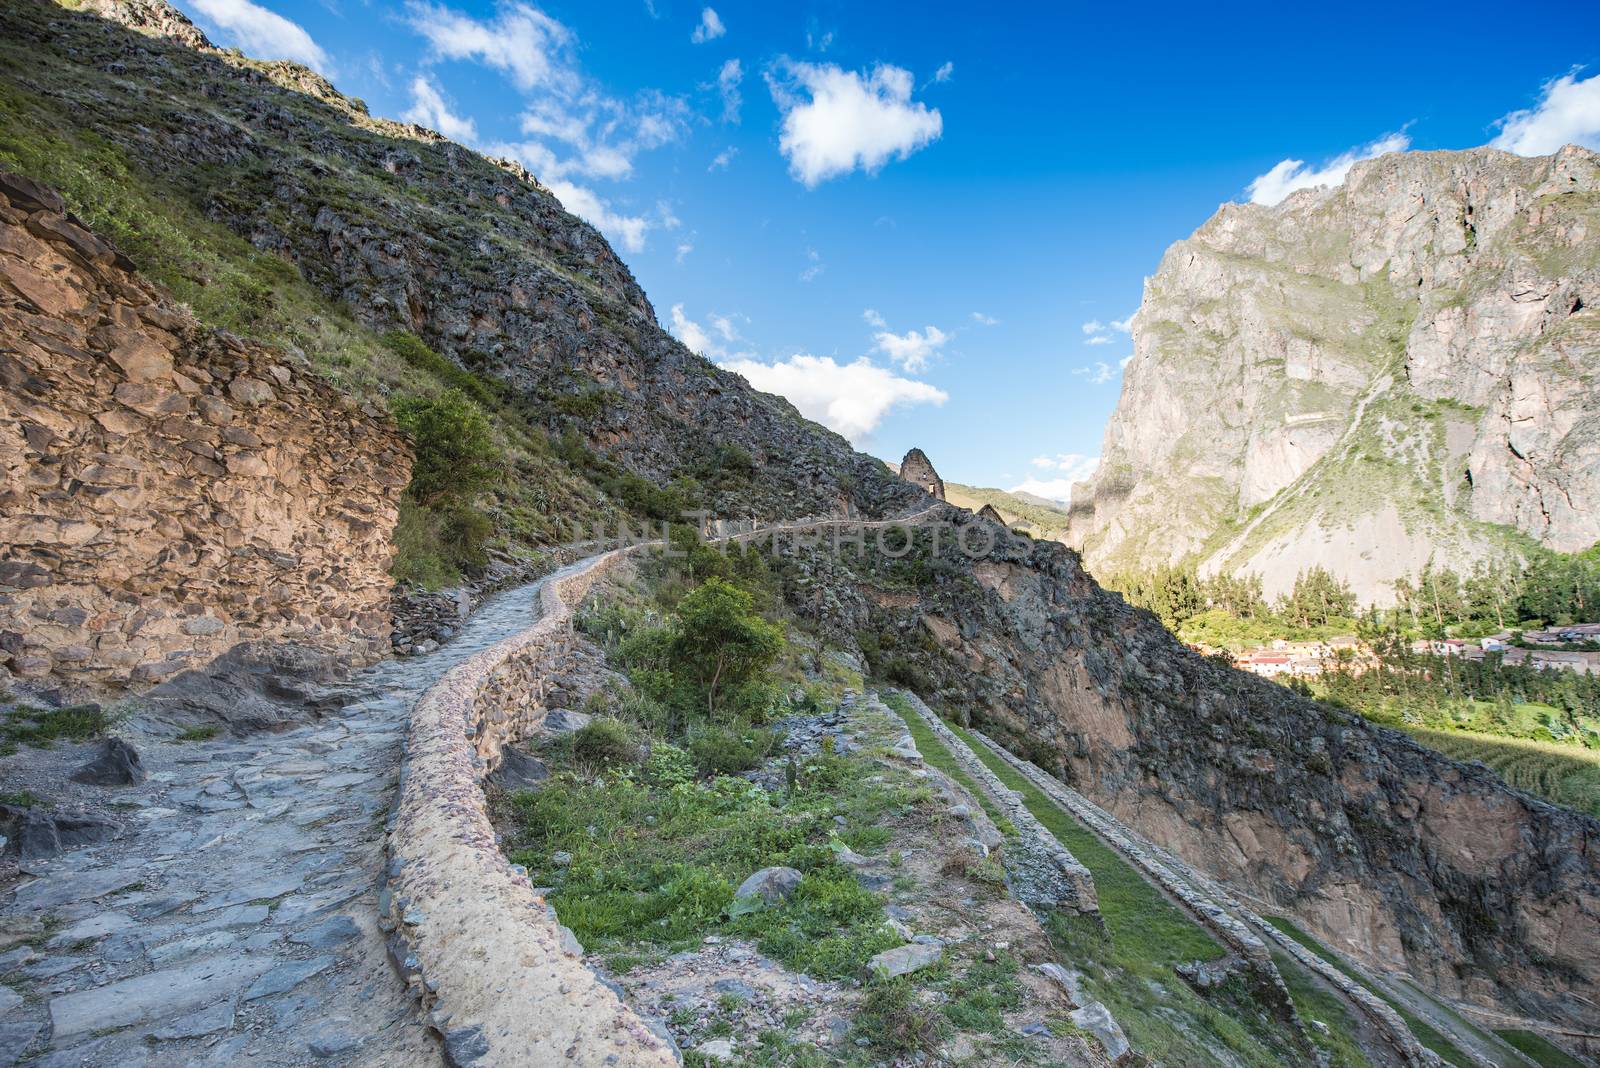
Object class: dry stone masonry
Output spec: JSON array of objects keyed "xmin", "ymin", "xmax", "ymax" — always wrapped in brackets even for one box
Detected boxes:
[{"xmin": 0, "ymin": 173, "xmax": 410, "ymax": 691}]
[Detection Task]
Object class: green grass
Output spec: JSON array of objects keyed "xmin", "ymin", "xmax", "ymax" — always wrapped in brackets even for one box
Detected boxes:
[
  {"xmin": 1265, "ymin": 916, "xmax": 1477, "ymax": 1067},
  {"xmin": 942, "ymin": 718, "xmax": 1225, "ymax": 964},
  {"xmin": 879, "ymin": 692, "xmax": 1016, "ymax": 836},
  {"xmin": 1494, "ymin": 1030, "xmax": 1589, "ymax": 1068},
  {"xmin": 0, "ymin": 790, "xmax": 47, "ymax": 808},
  {"xmin": 174, "ymin": 725, "xmax": 221, "ymax": 743},
  {"xmin": 1270, "ymin": 949, "xmax": 1374, "ymax": 1068},
  {"xmin": 1403, "ymin": 728, "xmax": 1600, "ymax": 819},
  {"xmin": 0, "ymin": 704, "xmax": 111, "ymax": 754},
  {"xmin": 504, "ymin": 748, "xmax": 922, "ymax": 980}
]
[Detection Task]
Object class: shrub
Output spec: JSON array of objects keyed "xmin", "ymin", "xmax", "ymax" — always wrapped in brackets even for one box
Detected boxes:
[
  {"xmin": 686, "ymin": 723, "xmax": 776, "ymax": 777},
  {"xmin": 571, "ymin": 718, "xmax": 638, "ymax": 769},
  {"xmin": 391, "ymin": 388, "xmax": 503, "ymax": 508},
  {"xmin": 644, "ymin": 742, "xmax": 697, "ymax": 787}
]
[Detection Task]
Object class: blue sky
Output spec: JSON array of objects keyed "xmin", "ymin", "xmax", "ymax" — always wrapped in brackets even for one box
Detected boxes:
[{"xmin": 176, "ymin": 0, "xmax": 1600, "ymax": 498}]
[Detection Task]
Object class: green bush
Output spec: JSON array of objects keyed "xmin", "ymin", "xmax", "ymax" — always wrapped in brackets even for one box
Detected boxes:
[
  {"xmin": 571, "ymin": 718, "xmax": 638, "ymax": 769},
  {"xmin": 686, "ymin": 723, "xmax": 776, "ymax": 777},
  {"xmin": 670, "ymin": 578, "xmax": 785, "ymax": 716},
  {"xmin": 391, "ymin": 388, "xmax": 503, "ymax": 508}
]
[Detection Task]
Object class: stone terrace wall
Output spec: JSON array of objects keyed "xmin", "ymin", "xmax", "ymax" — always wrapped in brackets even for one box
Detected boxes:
[
  {"xmin": 0, "ymin": 173, "xmax": 410, "ymax": 690},
  {"xmin": 382, "ymin": 545, "xmax": 679, "ymax": 1068}
]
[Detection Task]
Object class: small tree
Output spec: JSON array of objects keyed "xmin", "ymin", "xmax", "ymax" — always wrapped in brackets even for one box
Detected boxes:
[
  {"xmin": 670, "ymin": 578, "xmax": 784, "ymax": 717},
  {"xmin": 391, "ymin": 388, "xmax": 502, "ymax": 507}
]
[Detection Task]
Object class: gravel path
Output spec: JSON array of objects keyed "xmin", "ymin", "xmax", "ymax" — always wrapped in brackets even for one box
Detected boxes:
[{"xmin": 0, "ymin": 572, "xmax": 572, "ymax": 1068}]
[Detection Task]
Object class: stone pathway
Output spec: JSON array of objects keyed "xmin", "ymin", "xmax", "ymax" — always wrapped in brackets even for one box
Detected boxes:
[{"xmin": 0, "ymin": 572, "xmax": 575, "ymax": 1068}]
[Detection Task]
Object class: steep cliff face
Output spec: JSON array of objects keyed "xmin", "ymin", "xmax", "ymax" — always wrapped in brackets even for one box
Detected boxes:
[
  {"xmin": 789, "ymin": 519, "xmax": 1600, "ymax": 1028},
  {"xmin": 0, "ymin": 0, "xmax": 918, "ymax": 525},
  {"xmin": 0, "ymin": 173, "xmax": 408, "ymax": 689},
  {"xmin": 1068, "ymin": 146, "xmax": 1600, "ymax": 603}
]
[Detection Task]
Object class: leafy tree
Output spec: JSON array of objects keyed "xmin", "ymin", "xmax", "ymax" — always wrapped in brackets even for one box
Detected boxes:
[
  {"xmin": 670, "ymin": 578, "xmax": 784, "ymax": 716},
  {"xmin": 1277, "ymin": 566, "xmax": 1356, "ymax": 628},
  {"xmin": 391, "ymin": 388, "xmax": 503, "ymax": 507}
]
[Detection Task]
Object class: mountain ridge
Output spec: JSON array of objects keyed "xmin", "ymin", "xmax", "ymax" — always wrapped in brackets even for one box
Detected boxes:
[{"xmin": 1067, "ymin": 144, "xmax": 1600, "ymax": 603}]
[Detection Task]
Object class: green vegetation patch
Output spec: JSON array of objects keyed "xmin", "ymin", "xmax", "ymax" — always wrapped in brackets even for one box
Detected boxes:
[
  {"xmin": 1265, "ymin": 916, "xmax": 1476, "ymax": 1068},
  {"xmin": 879, "ymin": 692, "xmax": 1016, "ymax": 836},
  {"xmin": 504, "ymin": 752, "xmax": 915, "ymax": 979},
  {"xmin": 0, "ymin": 704, "xmax": 111, "ymax": 755},
  {"xmin": 1404, "ymin": 727, "xmax": 1600, "ymax": 819},
  {"xmin": 1494, "ymin": 1029, "xmax": 1588, "ymax": 1068}
]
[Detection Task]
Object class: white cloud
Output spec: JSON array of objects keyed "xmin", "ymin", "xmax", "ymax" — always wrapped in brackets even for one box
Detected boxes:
[
  {"xmin": 863, "ymin": 311, "xmax": 949, "ymax": 373},
  {"xmin": 1073, "ymin": 361, "xmax": 1116, "ymax": 385},
  {"xmin": 800, "ymin": 247, "xmax": 824, "ymax": 283},
  {"xmin": 1109, "ymin": 314, "xmax": 1134, "ymax": 332},
  {"xmin": 716, "ymin": 58, "xmax": 743, "ymax": 123},
  {"xmin": 1011, "ymin": 453, "xmax": 1099, "ymax": 503},
  {"xmin": 1081, "ymin": 320, "xmax": 1106, "ymax": 335},
  {"xmin": 1492, "ymin": 70, "xmax": 1600, "ymax": 156},
  {"xmin": 933, "ymin": 61, "xmax": 954, "ymax": 83},
  {"xmin": 709, "ymin": 146, "xmax": 738, "ymax": 171},
  {"xmin": 406, "ymin": 1, "xmax": 575, "ymax": 93},
  {"xmin": 1119, "ymin": 354, "xmax": 1134, "ymax": 369},
  {"xmin": 545, "ymin": 180, "xmax": 649, "ymax": 251},
  {"xmin": 417, "ymin": 2, "xmax": 688, "ymax": 253},
  {"xmin": 1082, "ymin": 313, "xmax": 1134, "ymax": 345},
  {"xmin": 767, "ymin": 61, "xmax": 943, "ymax": 187},
  {"xmin": 1246, "ymin": 132, "xmax": 1411, "ymax": 206},
  {"xmin": 670, "ymin": 305, "xmax": 745, "ymax": 357},
  {"xmin": 671, "ymin": 303, "xmax": 714, "ymax": 354},
  {"xmin": 720, "ymin": 354, "xmax": 947, "ymax": 443},
  {"xmin": 189, "ymin": 0, "xmax": 330, "ymax": 72},
  {"xmin": 1084, "ymin": 334, "xmax": 1111, "ymax": 346},
  {"xmin": 675, "ymin": 242, "xmax": 693, "ymax": 263},
  {"xmin": 402, "ymin": 76, "xmax": 478, "ymax": 143},
  {"xmin": 691, "ymin": 7, "xmax": 725, "ymax": 43},
  {"xmin": 971, "ymin": 311, "xmax": 998, "ymax": 326}
]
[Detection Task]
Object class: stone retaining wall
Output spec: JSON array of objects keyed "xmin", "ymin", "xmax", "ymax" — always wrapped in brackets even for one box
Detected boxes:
[
  {"xmin": 381, "ymin": 545, "xmax": 678, "ymax": 1067},
  {"xmin": 968, "ymin": 729, "xmax": 1438, "ymax": 1068},
  {"xmin": 886, "ymin": 689, "xmax": 1098, "ymax": 915},
  {"xmin": 0, "ymin": 172, "xmax": 409, "ymax": 691}
]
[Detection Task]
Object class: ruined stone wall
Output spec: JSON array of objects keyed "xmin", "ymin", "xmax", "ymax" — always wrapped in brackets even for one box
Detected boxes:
[{"xmin": 0, "ymin": 174, "xmax": 409, "ymax": 691}]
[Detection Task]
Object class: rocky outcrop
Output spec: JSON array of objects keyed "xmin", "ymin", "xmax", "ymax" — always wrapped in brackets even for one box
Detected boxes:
[
  {"xmin": 898, "ymin": 447, "xmax": 946, "ymax": 500},
  {"xmin": 0, "ymin": 173, "xmax": 409, "ymax": 690},
  {"xmin": 1068, "ymin": 146, "xmax": 1600, "ymax": 603},
  {"xmin": 781, "ymin": 525, "xmax": 1600, "ymax": 1030}
]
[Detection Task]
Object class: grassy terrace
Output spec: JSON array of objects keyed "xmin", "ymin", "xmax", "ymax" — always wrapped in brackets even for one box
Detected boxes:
[
  {"xmin": 1265, "ymin": 916, "xmax": 1477, "ymax": 1067},
  {"xmin": 1495, "ymin": 1030, "xmax": 1589, "ymax": 1068},
  {"xmin": 880, "ymin": 693, "xmax": 1016, "ymax": 838},
  {"xmin": 883, "ymin": 695, "xmax": 1372, "ymax": 1067}
]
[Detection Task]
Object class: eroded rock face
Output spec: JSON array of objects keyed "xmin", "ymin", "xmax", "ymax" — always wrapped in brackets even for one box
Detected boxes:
[
  {"xmin": 780, "ymin": 522, "xmax": 1600, "ymax": 1029},
  {"xmin": 898, "ymin": 448, "xmax": 946, "ymax": 501},
  {"xmin": 1068, "ymin": 146, "xmax": 1600, "ymax": 603},
  {"xmin": 0, "ymin": 174, "xmax": 410, "ymax": 690}
]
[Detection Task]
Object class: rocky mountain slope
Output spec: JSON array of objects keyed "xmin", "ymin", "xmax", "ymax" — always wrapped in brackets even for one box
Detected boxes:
[
  {"xmin": 0, "ymin": 0, "xmax": 918, "ymax": 532},
  {"xmin": 1067, "ymin": 146, "xmax": 1600, "ymax": 603}
]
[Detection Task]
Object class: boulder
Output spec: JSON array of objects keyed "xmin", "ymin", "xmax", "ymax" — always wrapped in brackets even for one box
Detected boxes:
[
  {"xmin": 867, "ymin": 941, "xmax": 942, "ymax": 979},
  {"xmin": 541, "ymin": 709, "xmax": 591, "ymax": 734},
  {"xmin": 16, "ymin": 809, "xmax": 121, "ymax": 863},
  {"xmin": 70, "ymin": 738, "xmax": 146, "ymax": 786},
  {"xmin": 1032, "ymin": 962, "xmax": 1087, "ymax": 1008},
  {"xmin": 729, "ymin": 866, "xmax": 803, "ymax": 916},
  {"xmin": 1068, "ymin": 1001, "xmax": 1131, "ymax": 1065},
  {"xmin": 489, "ymin": 748, "xmax": 548, "ymax": 792}
]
